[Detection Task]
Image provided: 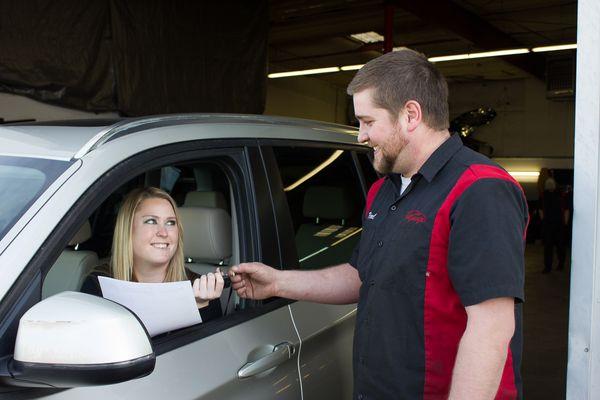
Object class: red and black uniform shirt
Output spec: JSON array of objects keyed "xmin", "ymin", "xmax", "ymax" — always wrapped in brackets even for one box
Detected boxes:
[{"xmin": 349, "ymin": 134, "xmax": 528, "ymax": 400}]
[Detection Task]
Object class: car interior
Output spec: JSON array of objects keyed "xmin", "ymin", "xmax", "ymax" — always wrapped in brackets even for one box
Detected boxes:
[{"xmin": 274, "ymin": 147, "xmax": 364, "ymax": 270}]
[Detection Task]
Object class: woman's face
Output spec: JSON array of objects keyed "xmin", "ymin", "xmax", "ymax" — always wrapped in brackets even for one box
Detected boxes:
[{"xmin": 131, "ymin": 198, "xmax": 179, "ymax": 271}]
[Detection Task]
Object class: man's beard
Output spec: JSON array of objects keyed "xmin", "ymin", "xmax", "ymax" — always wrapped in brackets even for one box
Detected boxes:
[{"xmin": 373, "ymin": 129, "xmax": 407, "ymax": 174}]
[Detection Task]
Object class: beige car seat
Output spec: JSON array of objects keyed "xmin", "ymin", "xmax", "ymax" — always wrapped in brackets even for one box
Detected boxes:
[
  {"xmin": 178, "ymin": 206, "xmax": 232, "ymax": 276},
  {"xmin": 42, "ymin": 221, "xmax": 99, "ymax": 299}
]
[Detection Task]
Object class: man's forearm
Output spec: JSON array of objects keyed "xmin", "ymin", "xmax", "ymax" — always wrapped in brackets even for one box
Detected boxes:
[
  {"xmin": 448, "ymin": 297, "xmax": 515, "ymax": 400},
  {"xmin": 448, "ymin": 327, "xmax": 509, "ymax": 400},
  {"xmin": 276, "ymin": 263, "xmax": 361, "ymax": 304}
]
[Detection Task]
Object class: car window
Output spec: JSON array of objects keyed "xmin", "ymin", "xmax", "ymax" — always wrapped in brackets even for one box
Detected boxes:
[
  {"xmin": 0, "ymin": 156, "xmax": 70, "ymax": 242},
  {"xmin": 272, "ymin": 146, "xmax": 365, "ymax": 270},
  {"xmin": 42, "ymin": 157, "xmax": 241, "ymax": 330},
  {"xmin": 356, "ymin": 151, "xmax": 379, "ymax": 188}
]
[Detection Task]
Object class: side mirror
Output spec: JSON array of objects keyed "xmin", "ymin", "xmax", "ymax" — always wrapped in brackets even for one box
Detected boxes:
[{"xmin": 1, "ymin": 291, "xmax": 155, "ymax": 388}]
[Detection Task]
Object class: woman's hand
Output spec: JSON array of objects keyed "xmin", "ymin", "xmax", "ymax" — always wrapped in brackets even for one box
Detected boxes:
[{"xmin": 193, "ymin": 268, "xmax": 225, "ymax": 309}]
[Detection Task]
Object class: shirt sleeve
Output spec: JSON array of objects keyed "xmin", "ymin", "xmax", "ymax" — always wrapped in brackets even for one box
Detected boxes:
[
  {"xmin": 448, "ymin": 178, "xmax": 528, "ymax": 306},
  {"xmin": 349, "ymin": 242, "xmax": 360, "ymax": 269}
]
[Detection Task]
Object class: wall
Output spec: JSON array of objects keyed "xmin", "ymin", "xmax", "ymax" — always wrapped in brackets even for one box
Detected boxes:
[
  {"xmin": 449, "ymin": 77, "xmax": 575, "ymax": 158},
  {"xmin": 0, "ymin": 92, "xmax": 118, "ymax": 122},
  {"xmin": 265, "ymin": 76, "xmax": 348, "ymax": 124}
]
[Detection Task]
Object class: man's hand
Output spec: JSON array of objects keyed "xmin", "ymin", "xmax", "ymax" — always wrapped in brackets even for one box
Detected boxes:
[{"xmin": 230, "ymin": 262, "xmax": 280, "ymax": 300}]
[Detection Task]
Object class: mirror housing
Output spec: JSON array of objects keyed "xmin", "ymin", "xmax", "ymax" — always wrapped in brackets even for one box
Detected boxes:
[{"xmin": 1, "ymin": 291, "xmax": 155, "ymax": 387}]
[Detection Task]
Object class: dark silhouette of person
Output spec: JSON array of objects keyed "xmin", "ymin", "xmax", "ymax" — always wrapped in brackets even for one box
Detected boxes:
[{"xmin": 540, "ymin": 177, "xmax": 567, "ymax": 273}]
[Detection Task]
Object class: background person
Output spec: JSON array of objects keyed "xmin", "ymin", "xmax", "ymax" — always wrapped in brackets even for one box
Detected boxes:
[
  {"xmin": 540, "ymin": 177, "xmax": 567, "ymax": 273},
  {"xmin": 231, "ymin": 48, "xmax": 528, "ymax": 399},
  {"xmin": 82, "ymin": 186, "xmax": 224, "ymax": 321}
]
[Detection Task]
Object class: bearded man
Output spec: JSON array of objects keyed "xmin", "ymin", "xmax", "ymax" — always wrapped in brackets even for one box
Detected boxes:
[{"xmin": 230, "ymin": 48, "xmax": 528, "ymax": 400}]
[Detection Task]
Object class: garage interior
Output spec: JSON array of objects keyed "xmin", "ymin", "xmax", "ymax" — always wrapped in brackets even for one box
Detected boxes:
[{"xmin": 0, "ymin": 1, "xmax": 577, "ymax": 399}]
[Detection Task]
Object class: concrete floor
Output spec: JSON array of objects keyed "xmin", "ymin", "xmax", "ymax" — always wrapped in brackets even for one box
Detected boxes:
[{"xmin": 522, "ymin": 242, "xmax": 570, "ymax": 399}]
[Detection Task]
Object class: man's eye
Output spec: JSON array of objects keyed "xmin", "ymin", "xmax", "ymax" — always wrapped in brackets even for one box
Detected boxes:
[{"xmin": 144, "ymin": 218, "xmax": 157, "ymax": 224}]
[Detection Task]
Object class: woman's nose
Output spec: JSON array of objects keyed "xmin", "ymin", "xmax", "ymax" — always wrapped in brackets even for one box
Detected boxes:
[{"xmin": 156, "ymin": 226, "xmax": 168, "ymax": 237}]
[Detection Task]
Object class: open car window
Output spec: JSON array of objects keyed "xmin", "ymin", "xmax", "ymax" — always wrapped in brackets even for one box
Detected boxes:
[{"xmin": 41, "ymin": 155, "xmax": 244, "ymax": 341}]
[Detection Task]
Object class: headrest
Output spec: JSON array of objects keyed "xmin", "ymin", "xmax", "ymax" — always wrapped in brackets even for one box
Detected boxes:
[
  {"xmin": 184, "ymin": 191, "xmax": 227, "ymax": 209},
  {"xmin": 303, "ymin": 186, "xmax": 356, "ymax": 220},
  {"xmin": 178, "ymin": 206, "xmax": 232, "ymax": 263},
  {"xmin": 68, "ymin": 221, "xmax": 92, "ymax": 246}
]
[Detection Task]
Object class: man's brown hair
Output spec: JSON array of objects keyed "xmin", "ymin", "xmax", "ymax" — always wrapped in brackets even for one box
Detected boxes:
[{"xmin": 347, "ymin": 47, "xmax": 449, "ymax": 130}]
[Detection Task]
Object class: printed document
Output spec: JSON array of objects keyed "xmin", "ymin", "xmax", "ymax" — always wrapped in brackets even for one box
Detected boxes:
[{"xmin": 98, "ymin": 276, "xmax": 202, "ymax": 336}]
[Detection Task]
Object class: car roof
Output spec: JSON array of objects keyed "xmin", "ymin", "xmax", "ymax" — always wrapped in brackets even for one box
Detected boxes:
[{"xmin": 0, "ymin": 114, "xmax": 359, "ymax": 161}]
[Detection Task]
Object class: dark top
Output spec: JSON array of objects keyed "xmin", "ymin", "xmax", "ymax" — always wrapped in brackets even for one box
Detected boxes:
[
  {"xmin": 349, "ymin": 134, "xmax": 529, "ymax": 400},
  {"xmin": 542, "ymin": 189, "xmax": 565, "ymax": 226},
  {"xmin": 81, "ymin": 269, "xmax": 222, "ymax": 324}
]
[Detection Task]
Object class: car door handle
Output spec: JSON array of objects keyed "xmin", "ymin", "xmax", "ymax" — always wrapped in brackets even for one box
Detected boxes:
[{"xmin": 237, "ymin": 342, "xmax": 295, "ymax": 379}]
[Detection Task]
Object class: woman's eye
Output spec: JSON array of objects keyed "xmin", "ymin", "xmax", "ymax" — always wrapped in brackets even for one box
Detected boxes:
[
  {"xmin": 144, "ymin": 218, "xmax": 157, "ymax": 225},
  {"xmin": 166, "ymin": 220, "xmax": 176, "ymax": 226}
]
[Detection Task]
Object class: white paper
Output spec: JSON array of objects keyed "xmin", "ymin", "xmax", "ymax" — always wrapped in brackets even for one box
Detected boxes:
[{"xmin": 98, "ymin": 276, "xmax": 202, "ymax": 336}]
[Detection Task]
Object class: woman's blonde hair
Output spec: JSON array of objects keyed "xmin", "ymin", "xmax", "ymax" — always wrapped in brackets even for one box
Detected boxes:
[{"xmin": 111, "ymin": 187, "xmax": 186, "ymax": 282}]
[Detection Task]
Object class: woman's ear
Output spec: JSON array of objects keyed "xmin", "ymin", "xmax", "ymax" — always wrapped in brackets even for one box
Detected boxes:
[{"xmin": 403, "ymin": 100, "xmax": 423, "ymax": 132}]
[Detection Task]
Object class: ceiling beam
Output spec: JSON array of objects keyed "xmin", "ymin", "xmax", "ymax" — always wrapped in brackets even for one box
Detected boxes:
[{"xmin": 392, "ymin": 0, "xmax": 546, "ymax": 80}]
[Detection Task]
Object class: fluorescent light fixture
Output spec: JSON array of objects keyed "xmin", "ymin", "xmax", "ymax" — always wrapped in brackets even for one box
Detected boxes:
[
  {"xmin": 508, "ymin": 171, "xmax": 540, "ymax": 183},
  {"xmin": 268, "ymin": 43, "xmax": 575, "ymax": 78},
  {"xmin": 428, "ymin": 48, "xmax": 530, "ymax": 63},
  {"xmin": 268, "ymin": 67, "xmax": 340, "ymax": 79},
  {"xmin": 351, "ymin": 31, "xmax": 384, "ymax": 44},
  {"xmin": 284, "ymin": 150, "xmax": 344, "ymax": 192},
  {"xmin": 340, "ymin": 64, "xmax": 364, "ymax": 71},
  {"xmin": 532, "ymin": 43, "xmax": 577, "ymax": 52}
]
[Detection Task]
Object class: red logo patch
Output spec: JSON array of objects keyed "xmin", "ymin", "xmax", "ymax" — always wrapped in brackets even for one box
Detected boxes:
[{"xmin": 405, "ymin": 210, "xmax": 427, "ymax": 223}]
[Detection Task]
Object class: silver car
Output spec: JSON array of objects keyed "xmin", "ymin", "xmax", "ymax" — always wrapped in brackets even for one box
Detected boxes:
[{"xmin": 0, "ymin": 115, "xmax": 376, "ymax": 399}]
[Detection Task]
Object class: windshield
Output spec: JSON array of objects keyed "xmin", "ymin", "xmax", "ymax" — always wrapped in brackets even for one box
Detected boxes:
[{"xmin": 0, "ymin": 156, "xmax": 71, "ymax": 242}]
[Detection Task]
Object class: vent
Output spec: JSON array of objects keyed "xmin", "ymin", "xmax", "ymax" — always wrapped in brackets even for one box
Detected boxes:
[{"xmin": 546, "ymin": 56, "xmax": 575, "ymax": 100}]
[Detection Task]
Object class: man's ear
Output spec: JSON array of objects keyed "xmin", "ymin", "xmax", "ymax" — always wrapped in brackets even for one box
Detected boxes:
[{"xmin": 403, "ymin": 100, "xmax": 422, "ymax": 132}]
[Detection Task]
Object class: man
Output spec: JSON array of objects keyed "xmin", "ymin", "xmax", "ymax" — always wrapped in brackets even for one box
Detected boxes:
[{"xmin": 230, "ymin": 48, "xmax": 528, "ymax": 400}]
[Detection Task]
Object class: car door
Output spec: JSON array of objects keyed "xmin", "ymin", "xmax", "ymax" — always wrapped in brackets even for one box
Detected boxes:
[
  {"xmin": 259, "ymin": 142, "xmax": 372, "ymax": 399},
  {"xmin": 0, "ymin": 137, "xmax": 302, "ymax": 399}
]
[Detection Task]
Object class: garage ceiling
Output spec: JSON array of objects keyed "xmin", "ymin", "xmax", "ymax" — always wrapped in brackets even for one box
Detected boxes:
[{"xmin": 268, "ymin": 0, "xmax": 577, "ymax": 86}]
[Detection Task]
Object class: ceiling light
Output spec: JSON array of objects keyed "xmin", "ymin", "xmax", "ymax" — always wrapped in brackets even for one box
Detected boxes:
[
  {"xmin": 532, "ymin": 44, "xmax": 577, "ymax": 52},
  {"xmin": 340, "ymin": 64, "xmax": 364, "ymax": 71},
  {"xmin": 268, "ymin": 67, "xmax": 340, "ymax": 79},
  {"xmin": 508, "ymin": 171, "xmax": 540, "ymax": 183},
  {"xmin": 350, "ymin": 31, "xmax": 384, "ymax": 44},
  {"xmin": 428, "ymin": 48, "xmax": 530, "ymax": 63}
]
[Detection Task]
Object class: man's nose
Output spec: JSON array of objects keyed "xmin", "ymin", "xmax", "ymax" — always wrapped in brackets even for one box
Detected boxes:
[{"xmin": 357, "ymin": 129, "xmax": 369, "ymax": 144}]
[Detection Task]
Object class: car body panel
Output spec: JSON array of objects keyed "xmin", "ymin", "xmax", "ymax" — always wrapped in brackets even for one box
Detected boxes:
[
  {"xmin": 290, "ymin": 302, "xmax": 356, "ymax": 399},
  {"xmin": 8, "ymin": 307, "xmax": 302, "ymax": 400}
]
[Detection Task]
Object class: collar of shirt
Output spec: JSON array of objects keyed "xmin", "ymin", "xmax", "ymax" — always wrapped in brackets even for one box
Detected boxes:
[
  {"xmin": 387, "ymin": 134, "xmax": 463, "ymax": 192},
  {"xmin": 416, "ymin": 134, "xmax": 463, "ymax": 183}
]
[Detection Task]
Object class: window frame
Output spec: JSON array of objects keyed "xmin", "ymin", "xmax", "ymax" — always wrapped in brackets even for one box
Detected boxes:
[{"xmin": 257, "ymin": 139, "xmax": 371, "ymax": 272}]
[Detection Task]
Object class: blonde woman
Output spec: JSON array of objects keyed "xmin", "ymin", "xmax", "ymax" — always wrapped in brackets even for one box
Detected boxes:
[{"xmin": 82, "ymin": 187, "xmax": 224, "ymax": 320}]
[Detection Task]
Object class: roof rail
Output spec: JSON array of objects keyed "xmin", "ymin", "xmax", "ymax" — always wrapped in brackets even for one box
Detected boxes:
[{"xmin": 73, "ymin": 113, "xmax": 357, "ymax": 159}]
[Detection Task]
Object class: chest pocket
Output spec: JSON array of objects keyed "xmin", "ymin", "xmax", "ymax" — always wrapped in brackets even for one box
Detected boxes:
[{"xmin": 377, "ymin": 216, "xmax": 432, "ymax": 295}]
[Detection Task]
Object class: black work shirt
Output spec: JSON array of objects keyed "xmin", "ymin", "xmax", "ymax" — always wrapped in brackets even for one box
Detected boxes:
[{"xmin": 349, "ymin": 134, "xmax": 528, "ymax": 400}]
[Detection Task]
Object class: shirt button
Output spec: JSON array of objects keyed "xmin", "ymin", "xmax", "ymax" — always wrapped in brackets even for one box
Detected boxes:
[
  {"xmin": 377, "ymin": 240, "xmax": 383, "ymax": 247},
  {"xmin": 391, "ymin": 205, "xmax": 397, "ymax": 211},
  {"xmin": 426, "ymin": 271, "xmax": 430, "ymax": 277}
]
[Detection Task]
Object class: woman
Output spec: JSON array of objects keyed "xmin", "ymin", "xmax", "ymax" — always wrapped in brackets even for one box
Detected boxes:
[{"xmin": 82, "ymin": 187, "xmax": 224, "ymax": 320}]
